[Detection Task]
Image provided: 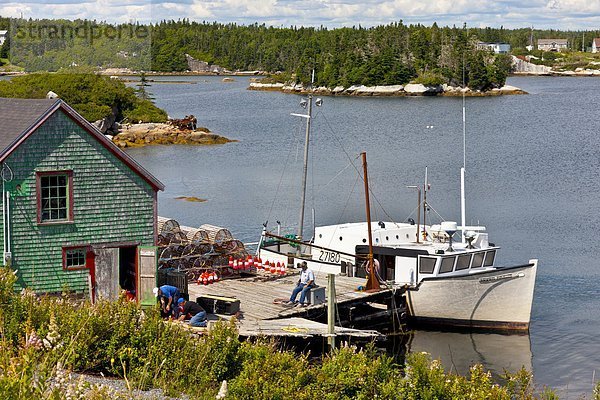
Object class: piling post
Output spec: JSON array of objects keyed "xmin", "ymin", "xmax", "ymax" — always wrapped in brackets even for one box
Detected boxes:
[{"xmin": 327, "ymin": 273, "xmax": 336, "ymax": 350}]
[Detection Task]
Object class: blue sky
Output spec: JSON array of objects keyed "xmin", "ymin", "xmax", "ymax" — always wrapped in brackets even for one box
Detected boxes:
[{"xmin": 1, "ymin": 0, "xmax": 600, "ymax": 30}]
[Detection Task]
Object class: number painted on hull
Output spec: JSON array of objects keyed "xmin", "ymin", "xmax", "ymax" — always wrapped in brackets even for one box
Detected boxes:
[{"xmin": 318, "ymin": 250, "xmax": 341, "ymax": 264}]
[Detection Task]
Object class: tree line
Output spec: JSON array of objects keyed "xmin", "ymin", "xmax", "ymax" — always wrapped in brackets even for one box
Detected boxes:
[{"xmin": 1, "ymin": 17, "xmax": 600, "ymax": 90}]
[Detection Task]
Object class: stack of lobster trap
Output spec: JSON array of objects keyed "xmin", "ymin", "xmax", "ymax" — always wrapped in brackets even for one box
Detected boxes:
[{"xmin": 157, "ymin": 216, "xmax": 253, "ymax": 282}]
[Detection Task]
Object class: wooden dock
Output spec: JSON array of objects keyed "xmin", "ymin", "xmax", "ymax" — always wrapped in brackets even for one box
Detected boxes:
[{"xmin": 187, "ymin": 269, "xmax": 402, "ymax": 342}]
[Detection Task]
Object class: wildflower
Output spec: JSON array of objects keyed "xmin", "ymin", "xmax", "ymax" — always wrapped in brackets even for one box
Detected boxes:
[{"xmin": 216, "ymin": 380, "xmax": 228, "ymax": 399}]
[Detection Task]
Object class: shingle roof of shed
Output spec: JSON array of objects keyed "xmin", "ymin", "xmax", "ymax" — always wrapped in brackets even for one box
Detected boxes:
[
  {"xmin": 0, "ymin": 97, "xmax": 164, "ymax": 191},
  {"xmin": 0, "ymin": 98, "xmax": 59, "ymax": 152}
]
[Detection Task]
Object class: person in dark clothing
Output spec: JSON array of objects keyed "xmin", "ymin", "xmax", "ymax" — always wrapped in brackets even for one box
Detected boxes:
[{"xmin": 177, "ymin": 298, "xmax": 207, "ymax": 327}]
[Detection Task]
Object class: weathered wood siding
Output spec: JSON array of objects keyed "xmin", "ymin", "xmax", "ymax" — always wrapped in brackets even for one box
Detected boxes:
[{"xmin": 0, "ymin": 110, "xmax": 155, "ymax": 293}]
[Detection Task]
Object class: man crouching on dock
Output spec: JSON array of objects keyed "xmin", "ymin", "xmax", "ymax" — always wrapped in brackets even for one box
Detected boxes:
[{"xmin": 288, "ymin": 261, "xmax": 315, "ymax": 307}]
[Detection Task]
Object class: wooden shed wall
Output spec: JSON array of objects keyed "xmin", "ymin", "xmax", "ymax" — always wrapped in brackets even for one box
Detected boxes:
[{"xmin": 0, "ymin": 110, "xmax": 156, "ymax": 293}]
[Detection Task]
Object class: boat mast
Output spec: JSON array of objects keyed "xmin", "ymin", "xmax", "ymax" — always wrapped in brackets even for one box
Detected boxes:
[
  {"xmin": 461, "ymin": 50, "xmax": 467, "ymax": 244},
  {"xmin": 362, "ymin": 152, "xmax": 380, "ymax": 291},
  {"xmin": 423, "ymin": 166, "xmax": 428, "ymax": 240},
  {"xmin": 296, "ymin": 70, "xmax": 315, "ymax": 241}
]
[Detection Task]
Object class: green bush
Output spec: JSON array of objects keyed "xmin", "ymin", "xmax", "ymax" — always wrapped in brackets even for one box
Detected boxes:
[
  {"xmin": 412, "ymin": 71, "xmax": 446, "ymax": 86},
  {"xmin": 0, "ymin": 72, "xmax": 167, "ymax": 124},
  {"xmin": 123, "ymin": 99, "xmax": 168, "ymax": 123},
  {"xmin": 0, "ymin": 268, "xmax": 559, "ymax": 399}
]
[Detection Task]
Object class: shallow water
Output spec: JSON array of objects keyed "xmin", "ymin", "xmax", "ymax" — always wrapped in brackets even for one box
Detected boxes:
[{"xmin": 125, "ymin": 75, "xmax": 600, "ymax": 396}]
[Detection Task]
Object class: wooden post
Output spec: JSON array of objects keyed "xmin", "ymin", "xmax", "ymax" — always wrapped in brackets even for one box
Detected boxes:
[{"xmin": 327, "ymin": 273, "xmax": 336, "ymax": 351}]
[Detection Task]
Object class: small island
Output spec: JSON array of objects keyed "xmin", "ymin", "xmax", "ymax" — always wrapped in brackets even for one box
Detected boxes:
[
  {"xmin": 112, "ymin": 122, "xmax": 234, "ymax": 148},
  {"xmin": 0, "ymin": 71, "xmax": 235, "ymax": 148},
  {"xmin": 248, "ymin": 81, "xmax": 527, "ymax": 97}
]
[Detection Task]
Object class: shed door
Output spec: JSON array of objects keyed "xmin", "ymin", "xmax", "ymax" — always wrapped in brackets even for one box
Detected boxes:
[
  {"xmin": 94, "ymin": 248, "xmax": 120, "ymax": 301},
  {"xmin": 138, "ymin": 246, "xmax": 157, "ymax": 307}
]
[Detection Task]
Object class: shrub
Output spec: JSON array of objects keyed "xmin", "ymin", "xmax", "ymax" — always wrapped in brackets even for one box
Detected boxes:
[
  {"xmin": 0, "ymin": 268, "xmax": 560, "ymax": 399},
  {"xmin": 0, "ymin": 72, "xmax": 167, "ymax": 124},
  {"xmin": 412, "ymin": 71, "xmax": 446, "ymax": 86},
  {"xmin": 123, "ymin": 99, "xmax": 168, "ymax": 123}
]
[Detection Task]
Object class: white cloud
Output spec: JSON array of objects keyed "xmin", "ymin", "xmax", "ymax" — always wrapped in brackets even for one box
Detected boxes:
[{"xmin": 2, "ymin": 0, "xmax": 600, "ymax": 28}]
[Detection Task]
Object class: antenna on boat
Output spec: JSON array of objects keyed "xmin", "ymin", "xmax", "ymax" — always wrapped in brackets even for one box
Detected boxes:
[
  {"xmin": 461, "ymin": 34, "xmax": 467, "ymax": 244},
  {"xmin": 362, "ymin": 152, "xmax": 380, "ymax": 291},
  {"xmin": 406, "ymin": 185, "xmax": 421, "ymax": 243},
  {"xmin": 423, "ymin": 166, "xmax": 429, "ymax": 241}
]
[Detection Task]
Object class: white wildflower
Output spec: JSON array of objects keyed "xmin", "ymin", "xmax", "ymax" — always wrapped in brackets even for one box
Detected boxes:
[{"xmin": 216, "ymin": 380, "xmax": 228, "ymax": 399}]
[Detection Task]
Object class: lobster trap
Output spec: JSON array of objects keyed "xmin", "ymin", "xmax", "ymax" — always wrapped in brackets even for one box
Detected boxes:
[{"xmin": 157, "ymin": 216, "xmax": 250, "ymax": 282}]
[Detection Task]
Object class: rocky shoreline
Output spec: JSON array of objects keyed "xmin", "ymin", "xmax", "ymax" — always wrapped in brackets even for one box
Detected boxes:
[
  {"xmin": 111, "ymin": 123, "xmax": 235, "ymax": 148},
  {"xmin": 248, "ymin": 82, "xmax": 527, "ymax": 96}
]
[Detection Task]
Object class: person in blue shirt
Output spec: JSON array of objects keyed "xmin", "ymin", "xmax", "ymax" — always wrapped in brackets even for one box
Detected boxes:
[
  {"xmin": 288, "ymin": 261, "xmax": 315, "ymax": 306},
  {"xmin": 153, "ymin": 285, "xmax": 180, "ymax": 317}
]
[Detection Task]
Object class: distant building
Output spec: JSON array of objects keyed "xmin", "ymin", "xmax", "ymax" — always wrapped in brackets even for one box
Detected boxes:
[
  {"xmin": 537, "ymin": 39, "xmax": 569, "ymax": 52},
  {"xmin": 476, "ymin": 42, "xmax": 511, "ymax": 54},
  {"xmin": 0, "ymin": 98, "xmax": 163, "ymax": 303},
  {"xmin": 0, "ymin": 30, "xmax": 7, "ymax": 46},
  {"xmin": 592, "ymin": 38, "xmax": 600, "ymax": 53}
]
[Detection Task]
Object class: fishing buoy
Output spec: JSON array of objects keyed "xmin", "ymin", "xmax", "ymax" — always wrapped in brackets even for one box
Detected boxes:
[
  {"xmin": 202, "ymin": 273, "xmax": 209, "ymax": 285},
  {"xmin": 256, "ymin": 257, "xmax": 262, "ymax": 270},
  {"xmin": 248, "ymin": 255, "xmax": 254, "ymax": 268},
  {"xmin": 228, "ymin": 256, "xmax": 234, "ymax": 268},
  {"xmin": 272, "ymin": 262, "xmax": 279, "ymax": 274},
  {"xmin": 207, "ymin": 272, "xmax": 214, "ymax": 284},
  {"xmin": 233, "ymin": 259, "xmax": 238, "ymax": 270},
  {"xmin": 213, "ymin": 272, "xmax": 219, "ymax": 282},
  {"xmin": 280, "ymin": 263, "xmax": 286, "ymax": 275}
]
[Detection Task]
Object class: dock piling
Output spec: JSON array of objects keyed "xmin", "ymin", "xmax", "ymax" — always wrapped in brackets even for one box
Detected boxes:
[{"xmin": 327, "ymin": 273, "xmax": 336, "ymax": 351}]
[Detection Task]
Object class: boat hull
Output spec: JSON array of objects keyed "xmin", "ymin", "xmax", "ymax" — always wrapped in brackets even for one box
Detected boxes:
[{"xmin": 405, "ymin": 260, "xmax": 537, "ymax": 331}]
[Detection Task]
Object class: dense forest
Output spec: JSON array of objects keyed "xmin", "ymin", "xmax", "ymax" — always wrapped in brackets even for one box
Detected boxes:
[{"xmin": 1, "ymin": 17, "xmax": 600, "ymax": 90}]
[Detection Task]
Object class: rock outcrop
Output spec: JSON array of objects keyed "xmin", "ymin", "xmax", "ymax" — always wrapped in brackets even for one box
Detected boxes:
[
  {"xmin": 249, "ymin": 82, "xmax": 527, "ymax": 97},
  {"xmin": 185, "ymin": 54, "xmax": 231, "ymax": 74},
  {"xmin": 93, "ymin": 106, "xmax": 119, "ymax": 135},
  {"xmin": 511, "ymin": 55, "xmax": 552, "ymax": 75},
  {"xmin": 112, "ymin": 123, "xmax": 234, "ymax": 148}
]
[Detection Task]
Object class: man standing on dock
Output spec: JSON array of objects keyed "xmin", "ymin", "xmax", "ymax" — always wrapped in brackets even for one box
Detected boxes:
[{"xmin": 289, "ymin": 261, "xmax": 315, "ymax": 306}]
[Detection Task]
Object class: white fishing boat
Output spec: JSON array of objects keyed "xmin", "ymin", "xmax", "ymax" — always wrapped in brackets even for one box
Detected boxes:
[
  {"xmin": 257, "ymin": 74, "xmax": 537, "ymax": 331},
  {"xmin": 311, "ymin": 220, "xmax": 538, "ymax": 331}
]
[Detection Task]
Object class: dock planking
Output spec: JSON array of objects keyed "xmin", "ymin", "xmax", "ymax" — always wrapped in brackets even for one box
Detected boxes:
[{"xmin": 187, "ymin": 270, "xmax": 397, "ymax": 341}]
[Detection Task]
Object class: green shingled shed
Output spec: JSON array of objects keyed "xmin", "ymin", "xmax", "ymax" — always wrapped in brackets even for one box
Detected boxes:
[{"xmin": 0, "ymin": 97, "xmax": 164, "ymax": 305}]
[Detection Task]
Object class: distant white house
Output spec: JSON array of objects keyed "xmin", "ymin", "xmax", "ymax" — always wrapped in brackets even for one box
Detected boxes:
[
  {"xmin": 0, "ymin": 30, "xmax": 7, "ymax": 46},
  {"xmin": 537, "ymin": 39, "xmax": 568, "ymax": 52},
  {"xmin": 476, "ymin": 42, "xmax": 511, "ymax": 54},
  {"xmin": 592, "ymin": 38, "xmax": 600, "ymax": 53}
]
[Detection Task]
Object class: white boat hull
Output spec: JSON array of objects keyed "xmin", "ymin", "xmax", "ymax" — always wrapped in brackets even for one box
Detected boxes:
[{"xmin": 405, "ymin": 260, "xmax": 537, "ymax": 331}]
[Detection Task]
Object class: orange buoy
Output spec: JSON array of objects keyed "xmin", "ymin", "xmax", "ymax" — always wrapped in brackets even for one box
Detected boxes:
[
  {"xmin": 233, "ymin": 259, "xmax": 238, "ymax": 270},
  {"xmin": 207, "ymin": 272, "xmax": 214, "ymax": 284},
  {"xmin": 202, "ymin": 272, "xmax": 209, "ymax": 285},
  {"xmin": 280, "ymin": 263, "xmax": 286, "ymax": 275},
  {"xmin": 213, "ymin": 272, "xmax": 219, "ymax": 282},
  {"xmin": 256, "ymin": 257, "xmax": 262, "ymax": 270},
  {"xmin": 228, "ymin": 256, "xmax": 234, "ymax": 268}
]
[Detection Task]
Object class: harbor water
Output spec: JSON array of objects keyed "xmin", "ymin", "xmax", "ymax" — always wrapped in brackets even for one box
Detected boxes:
[{"xmin": 125, "ymin": 75, "xmax": 600, "ymax": 396}]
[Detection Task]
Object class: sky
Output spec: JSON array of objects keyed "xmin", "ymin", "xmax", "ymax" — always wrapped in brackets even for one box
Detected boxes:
[{"xmin": 1, "ymin": 0, "xmax": 600, "ymax": 30}]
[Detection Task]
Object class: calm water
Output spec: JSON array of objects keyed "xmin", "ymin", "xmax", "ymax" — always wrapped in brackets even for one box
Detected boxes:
[{"xmin": 125, "ymin": 75, "xmax": 600, "ymax": 396}]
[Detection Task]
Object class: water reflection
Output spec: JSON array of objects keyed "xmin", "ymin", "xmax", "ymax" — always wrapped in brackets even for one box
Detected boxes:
[{"xmin": 401, "ymin": 330, "xmax": 532, "ymax": 380}]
